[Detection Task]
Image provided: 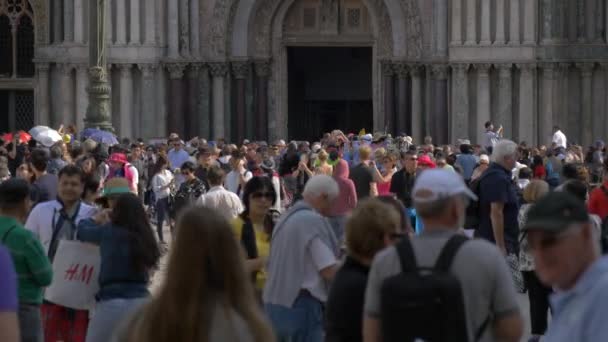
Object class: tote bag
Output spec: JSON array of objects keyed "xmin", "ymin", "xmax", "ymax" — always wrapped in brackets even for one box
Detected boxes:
[{"xmin": 45, "ymin": 240, "xmax": 101, "ymax": 310}]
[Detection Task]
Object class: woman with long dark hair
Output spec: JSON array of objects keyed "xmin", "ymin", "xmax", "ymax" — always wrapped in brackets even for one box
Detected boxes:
[
  {"xmin": 76, "ymin": 193, "xmax": 161, "ymax": 342},
  {"xmin": 231, "ymin": 176, "xmax": 278, "ymax": 293},
  {"xmin": 117, "ymin": 207, "xmax": 275, "ymax": 342},
  {"xmin": 151, "ymin": 155, "xmax": 174, "ymax": 243}
]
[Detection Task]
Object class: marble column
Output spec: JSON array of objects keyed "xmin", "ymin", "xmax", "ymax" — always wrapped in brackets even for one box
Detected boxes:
[
  {"xmin": 118, "ymin": 64, "xmax": 133, "ymax": 138},
  {"xmin": 64, "ymin": 0, "xmax": 74, "ymax": 42},
  {"xmin": 232, "ymin": 61, "xmax": 249, "ymax": 144},
  {"xmin": 138, "ymin": 64, "xmax": 157, "ymax": 138},
  {"xmin": 524, "ymin": 0, "xmax": 537, "ymax": 44},
  {"xmin": 577, "ymin": 0, "xmax": 586, "ymax": 42},
  {"xmin": 432, "ymin": 65, "xmax": 449, "ymax": 144},
  {"xmin": 517, "ymin": 63, "xmax": 536, "ymax": 144},
  {"xmin": 586, "ymin": 0, "xmax": 595, "ymax": 42},
  {"xmin": 179, "ymin": 0, "xmax": 190, "ymax": 56},
  {"xmin": 410, "ymin": 64, "xmax": 423, "ymax": 142},
  {"xmin": 166, "ymin": 63, "xmax": 187, "ymax": 136},
  {"xmin": 602, "ymin": 63, "xmax": 608, "ymax": 136},
  {"xmin": 393, "ymin": 63, "xmax": 409, "ymax": 135},
  {"xmin": 451, "ymin": 64, "xmax": 469, "ymax": 141},
  {"xmin": 190, "ymin": 0, "xmax": 200, "ymax": 56},
  {"xmin": 168, "ymin": 0, "xmax": 179, "ymax": 57},
  {"xmin": 555, "ymin": 0, "xmax": 566, "ymax": 42},
  {"xmin": 74, "ymin": 0, "xmax": 84, "ymax": 43},
  {"xmin": 509, "ymin": 0, "xmax": 520, "ymax": 44},
  {"xmin": 465, "ymin": 0, "xmax": 477, "ymax": 45},
  {"xmin": 144, "ymin": 0, "xmax": 156, "ymax": 44},
  {"xmin": 115, "ymin": 0, "xmax": 126, "ymax": 44},
  {"xmin": 35, "ymin": 63, "xmax": 50, "ymax": 126},
  {"xmin": 53, "ymin": 0, "xmax": 63, "ymax": 43},
  {"xmin": 495, "ymin": 0, "xmax": 506, "ymax": 44},
  {"xmin": 209, "ymin": 62, "xmax": 228, "ymax": 140},
  {"xmin": 187, "ymin": 64, "xmax": 202, "ymax": 139},
  {"xmin": 557, "ymin": 63, "xmax": 570, "ymax": 130},
  {"xmin": 382, "ymin": 61, "xmax": 395, "ymax": 133},
  {"xmin": 497, "ymin": 64, "xmax": 513, "ymax": 138},
  {"xmin": 541, "ymin": 0, "xmax": 553, "ymax": 43},
  {"xmin": 475, "ymin": 64, "xmax": 491, "ymax": 145},
  {"xmin": 254, "ymin": 60, "xmax": 270, "ymax": 140},
  {"xmin": 596, "ymin": 0, "xmax": 605, "ymax": 42},
  {"xmin": 480, "ymin": 0, "xmax": 492, "ymax": 44},
  {"xmin": 130, "ymin": 0, "xmax": 140, "ymax": 44},
  {"xmin": 578, "ymin": 63, "xmax": 594, "ymax": 147},
  {"xmin": 75, "ymin": 64, "xmax": 88, "ymax": 131},
  {"xmin": 540, "ymin": 63, "xmax": 555, "ymax": 145},
  {"xmin": 199, "ymin": 64, "xmax": 211, "ymax": 139},
  {"xmin": 58, "ymin": 64, "xmax": 73, "ymax": 126},
  {"xmin": 436, "ymin": 0, "xmax": 448, "ymax": 55},
  {"xmin": 105, "ymin": 0, "xmax": 113, "ymax": 43},
  {"xmin": 451, "ymin": 0, "xmax": 463, "ymax": 44}
]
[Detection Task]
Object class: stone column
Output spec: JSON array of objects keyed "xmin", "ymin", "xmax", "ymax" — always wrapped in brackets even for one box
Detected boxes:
[
  {"xmin": 106, "ymin": 0, "xmax": 113, "ymax": 43},
  {"xmin": 190, "ymin": 0, "xmax": 200, "ymax": 56},
  {"xmin": 199, "ymin": 64, "xmax": 211, "ymax": 139},
  {"xmin": 524, "ymin": 0, "xmax": 537, "ymax": 44},
  {"xmin": 74, "ymin": 0, "xmax": 84, "ymax": 43},
  {"xmin": 497, "ymin": 64, "xmax": 513, "ymax": 138},
  {"xmin": 465, "ymin": 0, "xmax": 477, "ymax": 45},
  {"xmin": 58, "ymin": 64, "xmax": 73, "ymax": 126},
  {"xmin": 232, "ymin": 61, "xmax": 249, "ymax": 144},
  {"xmin": 118, "ymin": 64, "xmax": 133, "ymax": 138},
  {"xmin": 577, "ymin": 0, "xmax": 586, "ymax": 42},
  {"xmin": 209, "ymin": 62, "xmax": 228, "ymax": 140},
  {"xmin": 187, "ymin": 64, "xmax": 203, "ymax": 138},
  {"xmin": 540, "ymin": 63, "xmax": 555, "ymax": 145},
  {"xmin": 145, "ymin": 0, "xmax": 156, "ymax": 44},
  {"xmin": 602, "ymin": 63, "xmax": 608, "ymax": 137},
  {"xmin": 432, "ymin": 65, "xmax": 449, "ymax": 144},
  {"xmin": 410, "ymin": 64, "xmax": 423, "ymax": 142},
  {"xmin": 541, "ymin": 0, "xmax": 554, "ymax": 44},
  {"xmin": 475, "ymin": 64, "xmax": 491, "ymax": 145},
  {"xmin": 451, "ymin": 64, "xmax": 469, "ymax": 141},
  {"xmin": 517, "ymin": 63, "xmax": 536, "ymax": 144},
  {"xmin": 556, "ymin": 0, "xmax": 566, "ymax": 42},
  {"xmin": 495, "ymin": 0, "xmax": 506, "ymax": 44},
  {"xmin": 75, "ymin": 64, "xmax": 88, "ymax": 131},
  {"xmin": 480, "ymin": 0, "xmax": 492, "ymax": 44},
  {"xmin": 53, "ymin": 0, "xmax": 63, "ymax": 43},
  {"xmin": 64, "ymin": 0, "xmax": 74, "ymax": 42},
  {"xmin": 382, "ymin": 61, "xmax": 395, "ymax": 133},
  {"xmin": 179, "ymin": 0, "xmax": 190, "ymax": 56},
  {"xmin": 585, "ymin": 0, "xmax": 595, "ymax": 42},
  {"xmin": 254, "ymin": 60, "xmax": 270, "ymax": 140},
  {"xmin": 166, "ymin": 63, "xmax": 187, "ymax": 136},
  {"xmin": 394, "ymin": 63, "xmax": 409, "ymax": 135},
  {"xmin": 596, "ymin": 0, "xmax": 604, "ymax": 42},
  {"xmin": 35, "ymin": 63, "xmax": 51, "ymax": 126},
  {"xmin": 509, "ymin": 0, "xmax": 520, "ymax": 44},
  {"xmin": 168, "ymin": 0, "xmax": 179, "ymax": 57},
  {"xmin": 556, "ymin": 63, "xmax": 569, "ymax": 128},
  {"xmin": 578, "ymin": 63, "xmax": 594, "ymax": 147},
  {"xmin": 115, "ymin": 0, "xmax": 126, "ymax": 44},
  {"xmin": 436, "ymin": 0, "xmax": 448, "ymax": 55},
  {"xmin": 451, "ymin": 0, "xmax": 463, "ymax": 44},
  {"xmin": 130, "ymin": 0, "xmax": 140, "ymax": 44},
  {"xmin": 138, "ymin": 64, "xmax": 157, "ymax": 138}
]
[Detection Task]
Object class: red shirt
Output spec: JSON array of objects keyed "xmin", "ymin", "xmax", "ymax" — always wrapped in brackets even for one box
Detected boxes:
[
  {"xmin": 588, "ymin": 181, "xmax": 608, "ymax": 220},
  {"xmin": 533, "ymin": 165, "xmax": 546, "ymax": 179}
]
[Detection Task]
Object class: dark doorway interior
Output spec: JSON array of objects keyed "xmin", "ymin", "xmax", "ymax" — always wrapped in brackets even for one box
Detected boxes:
[{"xmin": 288, "ymin": 47, "xmax": 373, "ymax": 141}]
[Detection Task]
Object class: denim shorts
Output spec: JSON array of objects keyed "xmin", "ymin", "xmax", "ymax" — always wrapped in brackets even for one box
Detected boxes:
[{"xmin": 264, "ymin": 292, "xmax": 324, "ymax": 342}]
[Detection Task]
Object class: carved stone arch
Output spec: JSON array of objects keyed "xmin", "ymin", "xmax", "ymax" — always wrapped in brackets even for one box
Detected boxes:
[{"xmin": 28, "ymin": 0, "xmax": 49, "ymax": 45}]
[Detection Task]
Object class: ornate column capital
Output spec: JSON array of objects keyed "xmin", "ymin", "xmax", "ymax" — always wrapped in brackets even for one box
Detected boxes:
[
  {"xmin": 473, "ymin": 63, "xmax": 492, "ymax": 75},
  {"xmin": 137, "ymin": 63, "xmax": 158, "ymax": 78},
  {"xmin": 232, "ymin": 61, "xmax": 250, "ymax": 80},
  {"xmin": 431, "ymin": 64, "xmax": 449, "ymax": 80},
  {"xmin": 408, "ymin": 63, "xmax": 423, "ymax": 77},
  {"xmin": 208, "ymin": 62, "xmax": 229, "ymax": 78},
  {"xmin": 576, "ymin": 63, "xmax": 594, "ymax": 77},
  {"xmin": 392, "ymin": 62, "xmax": 409, "ymax": 78},
  {"xmin": 57, "ymin": 63, "xmax": 73, "ymax": 75},
  {"xmin": 166, "ymin": 62, "xmax": 187, "ymax": 79},
  {"xmin": 188, "ymin": 63, "xmax": 205, "ymax": 78},
  {"xmin": 516, "ymin": 63, "xmax": 537, "ymax": 75},
  {"xmin": 74, "ymin": 64, "xmax": 88, "ymax": 73},
  {"xmin": 117, "ymin": 64, "xmax": 133, "ymax": 78},
  {"xmin": 36, "ymin": 63, "xmax": 51, "ymax": 73},
  {"xmin": 557, "ymin": 62, "xmax": 571, "ymax": 72},
  {"xmin": 381, "ymin": 60, "xmax": 395, "ymax": 76},
  {"xmin": 496, "ymin": 63, "xmax": 513, "ymax": 78},
  {"xmin": 254, "ymin": 60, "xmax": 271, "ymax": 77}
]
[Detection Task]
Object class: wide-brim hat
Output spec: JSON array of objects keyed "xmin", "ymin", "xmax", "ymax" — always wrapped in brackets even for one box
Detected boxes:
[
  {"xmin": 108, "ymin": 153, "xmax": 128, "ymax": 165},
  {"xmin": 95, "ymin": 177, "xmax": 131, "ymax": 206}
]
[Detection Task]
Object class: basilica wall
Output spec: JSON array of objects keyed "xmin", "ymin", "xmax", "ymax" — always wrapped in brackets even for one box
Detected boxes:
[{"xmin": 2, "ymin": 0, "xmax": 607, "ymax": 146}]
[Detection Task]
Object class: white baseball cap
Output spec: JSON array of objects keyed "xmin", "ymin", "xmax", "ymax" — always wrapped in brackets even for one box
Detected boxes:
[{"xmin": 412, "ymin": 169, "xmax": 478, "ymax": 204}]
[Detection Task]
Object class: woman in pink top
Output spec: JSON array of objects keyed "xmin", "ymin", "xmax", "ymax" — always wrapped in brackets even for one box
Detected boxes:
[
  {"xmin": 374, "ymin": 153, "xmax": 397, "ymax": 196},
  {"xmin": 328, "ymin": 159, "xmax": 357, "ymax": 246}
]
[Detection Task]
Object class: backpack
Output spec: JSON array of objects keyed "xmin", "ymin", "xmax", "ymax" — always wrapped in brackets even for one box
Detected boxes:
[
  {"xmin": 598, "ymin": 186, "xmax": 608, "ymax": 254},
  {"xmin": 464, "ymin": 169, "xmax": 492, "ymax": 230},
  {"xmin": 380, "ymin": 235, "xmax": 489, "ymax": 342}
]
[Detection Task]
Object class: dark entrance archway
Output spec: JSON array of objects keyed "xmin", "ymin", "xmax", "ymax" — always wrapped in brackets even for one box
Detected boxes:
[{"xmin": 287, "ymin": 47, "xmax": 373, "ymax": 141}]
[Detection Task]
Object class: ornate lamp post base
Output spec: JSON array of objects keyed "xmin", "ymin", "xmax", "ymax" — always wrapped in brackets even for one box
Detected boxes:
[{"xmin": 84, "ymin": 66, "xmax": 114, "ymax": 132}]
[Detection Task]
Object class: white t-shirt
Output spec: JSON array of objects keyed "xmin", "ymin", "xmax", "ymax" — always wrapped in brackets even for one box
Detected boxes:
[
  {"xmin": 301, "ymin": 237, "xmax": 337, "ymax": 303},
  {"xmin": 225, "ymin": 170, "xmax": 253, "ymax": 195},
  {"xmin": 552, "ymin": 130, "xmax": 567, "ymax": 149},
  {"xmin": 151, "ymin": 170, "xmax": 174, "ymax": 199}
]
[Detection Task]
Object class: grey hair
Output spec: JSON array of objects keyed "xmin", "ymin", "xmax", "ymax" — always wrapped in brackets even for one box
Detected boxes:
[
  {"xmin": 414, "ymin": 196, "xmax": 458, "ymax": 219},
  {"xmin": 303, "ymin": 175, "xmax": 339, "ymax": 201},
  {"xmin": 491, "ymin": 139, "xmax": 518, "ymax": 163}
]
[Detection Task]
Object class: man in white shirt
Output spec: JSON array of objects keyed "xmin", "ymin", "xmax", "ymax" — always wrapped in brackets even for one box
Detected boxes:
[
  {"xmin": 552, "ymin": 126, "xmax": 567, "ymax": 149},
  {"xmin": 197, "ymin": 166, "xmax": 243, "ymax": 220},
  {"xmin": 482, "ymin": 121, "xmax": 503, "ymax": 154},
  {"xmin": 225, "ymin": 151, "xmax": 252, "ymax": 196}
]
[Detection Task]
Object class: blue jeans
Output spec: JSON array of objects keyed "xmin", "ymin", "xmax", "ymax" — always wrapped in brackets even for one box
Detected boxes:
[
  {"xmin": 155, "ymin": 197, "xmax": 170, "ymax": 242},
  {"xmin": 86, "ymin": 298, "xmax": 147, "ymax": 342},
  {"xmin": 264, "ymin": 293, "xmax": 324, "ymax": 342},
  {"xmin": 19, "ymin": 303, "xmax": 42, "ymax": 342}
]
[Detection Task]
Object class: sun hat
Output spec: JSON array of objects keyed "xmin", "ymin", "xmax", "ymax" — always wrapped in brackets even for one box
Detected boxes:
[
  {"xmin": 479, "ymin": 154, "xmax": 490, "ymax": 164},
  {"xmin": 108, "ymin": 153, "xmax": 128, "ymax": 165},
  {"xmin": 412, "ymin": 169, "xmax": 477, "ymax": 204},
  {"xmin": 95, "ymin": 177, "xmax": 132, "ymax": 207},
  {"xmin": 417, "ymin": 155, "xmax": 437, "ymax": 168}
]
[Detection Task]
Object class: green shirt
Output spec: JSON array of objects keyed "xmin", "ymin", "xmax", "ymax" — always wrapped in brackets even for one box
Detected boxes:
[{"xmin": 0, "ymin": 216, "xmax": 53, "ymax": 304}]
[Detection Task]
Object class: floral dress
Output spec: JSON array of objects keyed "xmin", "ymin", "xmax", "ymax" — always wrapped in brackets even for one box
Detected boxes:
[{"xmin": 518, "ymin": 204, "xmax": 535, "ymax": 271}]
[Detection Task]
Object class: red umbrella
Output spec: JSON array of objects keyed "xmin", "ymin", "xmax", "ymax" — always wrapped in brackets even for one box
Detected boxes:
[{"xmin": 2, "ymin": 131, "xmax": 32, "ymax": 144}]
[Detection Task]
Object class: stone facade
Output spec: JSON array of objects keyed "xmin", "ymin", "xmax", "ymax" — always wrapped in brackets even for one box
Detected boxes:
[{"xmin": 4, "ymin": 0, "xmax": 608, "ymax": 145}]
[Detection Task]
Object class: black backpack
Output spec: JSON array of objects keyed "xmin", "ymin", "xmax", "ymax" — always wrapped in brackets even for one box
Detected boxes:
[
  {"xmin": 598, "ymin": 186, "xmax": 608, "ymax": 254},
  {"xmin": 380, "ymin": 235, "xmax": 488, "ymax": 342},
  {"xmin": 464, "ymin": 169, "xmax": 492, "ymax": 230}
]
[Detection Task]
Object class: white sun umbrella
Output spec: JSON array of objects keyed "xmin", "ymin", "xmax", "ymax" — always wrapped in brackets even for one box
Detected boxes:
[{"xmin": 29, "ymin": 126, "xmax": 63, "ymax": 147}]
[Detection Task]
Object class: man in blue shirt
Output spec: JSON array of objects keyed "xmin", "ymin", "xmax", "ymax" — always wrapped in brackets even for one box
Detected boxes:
[
  {"xmin": 523, "ymin": 192, "xmax": 608, "ymax": 342},
  {"xmin": 167, "ymin": 139, "xmax": 190, "ymax": 171}
]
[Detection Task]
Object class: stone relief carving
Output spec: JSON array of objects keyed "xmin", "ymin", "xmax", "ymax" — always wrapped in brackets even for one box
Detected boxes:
[
  {"xmin": 400, "ymin": 0, "xmax": 422, "ymax": 59},
  {"xmin": 231, "ymin": 61, "xmax": 250, "ymax": 79},
  {"xmin": 319, "ymin": 0, "xmax": 339, "ymax": 34},
  {"xmin": 208, "ymin": 62, "xmax": 229, "ymax": 77},
  {"xmin": 208, "ymin": 0, "xmax": 236, "ymax": 58},
  {"xmin": 30, "ymin": 0, "xmax": 48, "ymax": 45}
]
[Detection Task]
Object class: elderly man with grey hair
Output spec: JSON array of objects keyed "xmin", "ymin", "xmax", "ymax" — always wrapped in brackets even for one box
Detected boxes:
[
  {"xmin": 264, "ymin": 175, "xmax": 340, "ymax": 342},
  {"xmin": 363, "ymin": 169, "xmax": 523, "ymax": 342}
]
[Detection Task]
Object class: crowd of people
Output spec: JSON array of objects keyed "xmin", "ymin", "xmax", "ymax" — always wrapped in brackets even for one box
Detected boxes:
[{"xmin": 0, "ymin": 121, "xmax": 607, "ymax": 342}]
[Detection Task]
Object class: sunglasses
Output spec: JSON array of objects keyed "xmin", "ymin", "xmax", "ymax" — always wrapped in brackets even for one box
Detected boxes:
[
  {"xmin": 389, "ymin": 232, "xmax": 405, "ymax": 241},
  {"xmin": 251, "ymin": 192, "xmax": 275, "ymax": 199}
]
